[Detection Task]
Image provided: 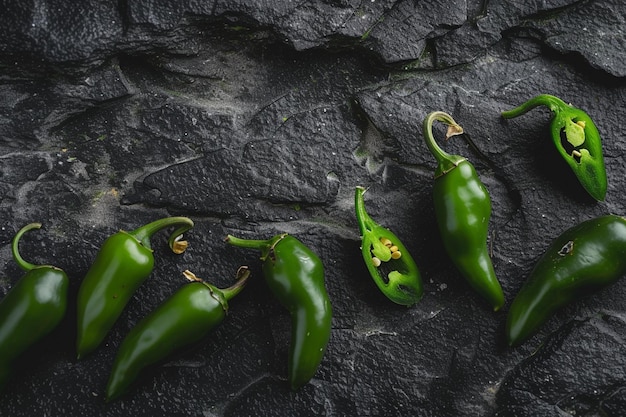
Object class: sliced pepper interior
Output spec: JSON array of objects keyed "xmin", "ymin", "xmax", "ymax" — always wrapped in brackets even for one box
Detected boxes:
[{"xmin": 355, "ymin": 186, "xmax": 423, "ymax": 306}]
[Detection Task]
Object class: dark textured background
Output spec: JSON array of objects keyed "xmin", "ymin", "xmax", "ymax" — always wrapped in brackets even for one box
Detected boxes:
[{"xmin": 1, "ymin": 1, "xmax": 626, "ymax": 416}]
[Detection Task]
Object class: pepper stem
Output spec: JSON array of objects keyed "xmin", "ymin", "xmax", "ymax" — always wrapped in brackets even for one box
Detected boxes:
[
  {"xmin": 225, "ymin": 233, "xmax": 286, "ymax": 261},
  {"xmin": 355, "ymin": 186, "xmax": 391, "ymax": 262},
  {"xmin": 221, "ymin": 266, "xmax": 251, "ymax": 300},
  {"xmin": 128, "ymin": 216, "xmax": 194, "ymax": 253},
  {"xmin": 182, "ymin": 266, "xmax": 251, "ymax": 302},
  {"xmin": 11, "ymin": 222, "xmax": 42, "ymax": 272},
  {"xmin": 423, "ymin": 111, "xmax": 466, "ymax": 177},
  {"xmin": 354, "ymin": 186, "xmax": 374, "ymax": 236},
  {"xmin": 501, "ymin": 94, "xmax": 567, "ymax": 118}
]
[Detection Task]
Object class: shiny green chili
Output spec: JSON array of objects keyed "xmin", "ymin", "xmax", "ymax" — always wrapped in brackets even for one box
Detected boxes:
[
  {"xmin": 225, "ymin": 233, "xmax": 332, "ymax": 390},
  {"xmin": 0, "ymin": 223, "xmax": 69, "ymax": 390},
  {"xmin": 76, "ymin": 216, "xmax": 194, "ymax": 359},
  {"xmin": 501, "ymin": 94, "xmax": 607, "ymax": 201},
  {"xmin": 506, "ymin": 215, "xmax": 626, "ymax": 347},
  {"xmin": 105, "ymin": 266, "xmax": 250, "ymax": 401},
  {"xmin": 354, "ymin": 186, "xmax": 423, "ymax": 306},
  {"xmin": 423, "ymin": 111, "xmax": 505, "ymax": 311}
]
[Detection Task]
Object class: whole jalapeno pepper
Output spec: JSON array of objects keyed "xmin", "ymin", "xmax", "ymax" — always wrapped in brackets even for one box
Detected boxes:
[
  {"xmin": 225, "ymin": 233, "xmax": 332, "ymax": 390},
  {"xmin": 76, "ymin": 216, "xmax": 194, "ymax": 359},
  {"xmin": 0, "ymin": 223, "xmax": 69, "ymax": 390},
  {"xmin": 105, "ymin": 266, "xmax": 250, "ymax": 401},
  {"xmin": 423, "ymin": 111, "xmax": 505, "ymax": 311},
  {"xmin": 506, "ymin": 215, "xmax": 626, "ymax": 347},
  {"xmin": 354, "ymin": 186, "xmax": 423, "ymax": 305},
  {"xmin": 501, "ymin": 94, "xmax": 607, "ymax": 201}
]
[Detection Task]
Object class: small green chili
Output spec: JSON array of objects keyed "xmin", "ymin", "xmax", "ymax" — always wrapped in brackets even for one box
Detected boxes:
[
  {"xmin": 423, "ymin": 111, "xmax": 505, "ymax": 311},
  {"xmin": 0, "ymin": 223, "xmax": 69, "ymax": 390},
  {"xmin": 225, "ymin": 233, "xmax": 332, "ymax": 390},
  {"xmin": 76, "ymin": 216, "xmax": 194, "ymax": 359},
  {"xmin": 506, "ymin": 215, "xmax": 626, "ymax": 347},
  {"xmin": 501, "ymin": 94, "xmax": 607, "ymax": 201},
  {"xmin": 105, "ymin": 266, "xmax": 250, "ymax": 401},
  {"xmin": 354, "ymin": 186, "xmax": 423, "ymax": 306}
]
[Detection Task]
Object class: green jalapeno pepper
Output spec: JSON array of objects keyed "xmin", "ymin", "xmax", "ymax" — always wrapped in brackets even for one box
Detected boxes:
[
  {"xmin": 105, "ymin": 266, "xmax": 250, "ymax": 401},
  {"xmin": 76, "ymin": 216, "xmax": 194, "ymax": 359},
  {"xmin": 506, "ymin": 215, "xmax": 626, "ymax": 347},
  {"xmin": 501, "ymin": 94, "xmax": 607, "ymax": 201},
  {"xmin": 354, "ymin": 186, "xmax": 423, "ymax": 305},
  {"xmin": 0, "ymin": 223, "xmax": 69, "ymax": 390},
  {"xmin": 225, "ymin": 233, "xmax": 332, "ymax": 390},
  {"xmin": 423, "ymin": 111, "xmax": 505, "ymax": 311}
]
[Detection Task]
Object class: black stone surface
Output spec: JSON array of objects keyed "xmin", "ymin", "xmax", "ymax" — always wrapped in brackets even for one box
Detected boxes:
[{"xmin": 1, "ymin": 1, "xmax": 625, "ymax": 416}]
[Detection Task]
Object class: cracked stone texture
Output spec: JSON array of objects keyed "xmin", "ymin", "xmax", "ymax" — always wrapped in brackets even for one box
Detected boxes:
[{"xmin": 1, "ymin": 0, "xmax": 626, "ymax": 416}]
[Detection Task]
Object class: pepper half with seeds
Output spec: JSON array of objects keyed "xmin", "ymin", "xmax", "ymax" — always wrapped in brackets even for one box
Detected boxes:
[
  {"xmin": 502, "ymin": 94, "xmax": 607, "ymax": 201},
  {"xmin": 354, "ymin": 186, "xmax": 423, "ymax": 306}
]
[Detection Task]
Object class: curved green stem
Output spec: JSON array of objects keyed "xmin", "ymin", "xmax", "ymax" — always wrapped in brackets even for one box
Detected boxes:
[
  {"xmin": 354, "ymin": 186, "xmax": 374, "ymax": 235},
  {"xmin": 355, "ymin": 187, "xmax": 391, "ymax": 262},
  {"xmin": 225, "ymin": 233, "xmax": 286, "ymax": 261},
  {"xmin": 129, "ymin": 216, "xmax": 194, "ymax": 253},
  {"xmin": 423, "ymin": 111, "xmax": 466, "ymax": 177},
  {"xmin": 11, "ymin": 222, "xmax": 42, "ymax": 271},
  {"xmin": 183, "ymin": 265, "xmax": 251, "ymax": 302},
  {"xmin": 501, "ymin": 94, "xmax": 567, "ymax": 118},
  {"xmin": 220, "ymin": 266, "xmax": 251, "ymax": 301}
]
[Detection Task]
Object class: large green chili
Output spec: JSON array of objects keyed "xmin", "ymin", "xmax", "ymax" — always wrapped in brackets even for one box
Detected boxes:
[
  {"xmin": 105, "ymin": 266, "xmax": 250, "ymax": 401},
  {"xmin": 225, "ymin": 233, "xmax": 332, "ymax": 390},
  {"xmin": 76, "ymin": 216, "xmax": 194, "ymax": 359},
  {"xmin": 506, "ymin": 215, "xmax": 626, "ymax": 347},
  {"xmin": 423, "ymin": 111, "xmax": 504, "ymax": 311},
  {"xmin": 0, "ymin": 223, "xmax": 69, "ymax": 390}
]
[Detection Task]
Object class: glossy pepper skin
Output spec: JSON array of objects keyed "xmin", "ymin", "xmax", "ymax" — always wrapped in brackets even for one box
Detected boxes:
[
  {"xmin": 354, "ymin": 186, "xmax": 423, "ymax": 305},
  {"xmin": 105, "ymin": 267, "xmax": 250, "ymax": 401},
  {"xmin": 501, "ymin": 94, "xmax": 607, "ymax": 201},
  {"xmin": 225, "ymin": 233, "xmax": 332, "ymax": 390},
  {"xmin": 423, "ymin": 111, "xmax": 505, "ymax": 311},
  {"xmin": 76, "ymin": 216, "xmax": 194, "ymax": 359},
  {"xmin": 506, "ymin": 215, "xmax": 626, "ymax": 347},
  {"xmin": 0, "ymin": 223, "xmax": 69, "ymax": 390}
]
